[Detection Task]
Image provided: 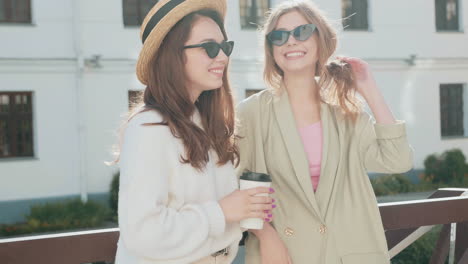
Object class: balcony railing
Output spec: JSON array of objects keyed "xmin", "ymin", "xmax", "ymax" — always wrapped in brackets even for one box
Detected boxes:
[{"xmin": 0, "ymin": 188, "xmax": 467, "ymax": 264}]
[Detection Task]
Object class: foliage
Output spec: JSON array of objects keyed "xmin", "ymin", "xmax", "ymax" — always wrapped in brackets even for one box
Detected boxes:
[
  {"xmin": 370, "ymin": 174, "xmax": 414, "ymax": 196},
  {"xmin": 0, "ymin": 199, "xmax": 110, "ymax": 237},
  {"xmin": 109, "ymin": 170, "xmax": 120, "ymax": 222},
  {"xmin": 423, "ymin": 149, "xmax": 467, "ymax": 184},
  {"xmin": 372, "ymin": 149, "xmax": 468, "ymax": 196},
  {"xmin": 392, "ymin": 226, "xmax": 448, "ymax": 264}
]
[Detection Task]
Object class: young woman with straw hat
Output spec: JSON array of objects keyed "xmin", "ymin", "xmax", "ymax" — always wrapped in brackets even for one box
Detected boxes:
[
  {"xmin": 236, "ymin": 1, "xmax": 413, "ymax": 263},
  {"xmin": 114, "ymin": 1, "xmax": 275, "ymax": 263}
]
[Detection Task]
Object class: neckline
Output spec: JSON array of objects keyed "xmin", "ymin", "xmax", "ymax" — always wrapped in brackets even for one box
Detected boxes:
[{"xmin": 299, "ymin": 120, "xmax": 322, "ymax": 130}]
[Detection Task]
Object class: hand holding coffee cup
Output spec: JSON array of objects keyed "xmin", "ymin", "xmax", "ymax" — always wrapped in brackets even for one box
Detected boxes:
[
  {"xmin": 239, "ymin": 172, "xmax": 273, "ymax": 229},
  {"xmin": 219, "ymin": 172, "xmax": 274, "ymax": 226}
]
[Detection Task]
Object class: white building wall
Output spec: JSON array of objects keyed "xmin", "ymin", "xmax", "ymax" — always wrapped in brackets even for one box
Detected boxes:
[
  {"xmin": 0, "ymin": 61, "xmax": 81, "ymax": 201},
  {"xmin": 368, "ymin": 60, "xmax": 468, "ymax": 171},
  {"xmin": 0, "ymin": 0, "xmax": 467, "ymax": 206},
  {"xmin": 0, "ymin": 0, "xmax": 75, "ymax": 58},
  {"xmin": 80, "ymin": 65, "xmax": 139, "ymax": 194}
]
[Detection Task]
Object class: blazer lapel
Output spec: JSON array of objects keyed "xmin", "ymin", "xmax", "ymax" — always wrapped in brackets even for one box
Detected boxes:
[
  {"xmin": 315, "ymin": 104, "xmax": 341, "ymax": 219},
  {"xmin": 272, "ymin": 90, "xmax": 322, "ymax": 217}
]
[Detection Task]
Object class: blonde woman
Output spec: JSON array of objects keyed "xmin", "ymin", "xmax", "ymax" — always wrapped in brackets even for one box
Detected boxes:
[{"xmin": 236, "ymin": 1, "xmax": 413, "ymax": 264}]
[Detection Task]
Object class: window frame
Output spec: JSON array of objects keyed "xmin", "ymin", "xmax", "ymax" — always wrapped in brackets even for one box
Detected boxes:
[
  {"xmin": 239, "ymin": 0, "xmax": 270, "ymax": 30},
  {"xmin": 439, "ymin": 83, "xmax": 466, "ymax": 139},
  {"xmin": 128, "ymin": 90, "xmax": 143, "ymax": 109},
  {"xmin": 122, "ymin": 0, "xmax": 159, "ymax": 27},
  {"xmin": 0, "ymin": 91, "xmax": 35, "ymax": 159},
  {"xmin": 245, "ymin": 89, "xmax": 263, "ymax": 99},
  {"xmin": 0, "ymin": 0, "xmax": 32, "ymax": 24},
  {"xmin": 435, "ymin": 0, "xmax": 462, "ymax": 32},
  {"xmin": 342, "ymin": 0, "xmax": 370, "ymax": 31}
]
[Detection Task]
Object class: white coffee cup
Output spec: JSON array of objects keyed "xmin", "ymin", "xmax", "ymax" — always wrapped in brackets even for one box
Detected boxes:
[{"xmin": 239, "ymin": 172, "xmax": 272, "ymax": 230}]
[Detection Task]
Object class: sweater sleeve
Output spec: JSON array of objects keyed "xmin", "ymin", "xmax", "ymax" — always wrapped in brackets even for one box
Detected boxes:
[
  {"xmin": 118, "ymin": 114, "xmax": 226, "ymax": 260},
  {"xmin": 358, "ymin": 112, "xmax": 414, "ymax": 174}
]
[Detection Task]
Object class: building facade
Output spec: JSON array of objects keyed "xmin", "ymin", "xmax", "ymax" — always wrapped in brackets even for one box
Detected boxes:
[{"xmin": 0, "ymin": 0, "xmax": 467, "ymax": 223}]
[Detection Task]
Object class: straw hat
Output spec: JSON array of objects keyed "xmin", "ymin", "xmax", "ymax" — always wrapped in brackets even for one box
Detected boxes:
[{"xmin": 136, "ymin": 0, "xmax": 227, "ymax": 85}]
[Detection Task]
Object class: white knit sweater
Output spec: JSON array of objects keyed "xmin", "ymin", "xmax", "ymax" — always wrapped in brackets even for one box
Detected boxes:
[{"xmin": 115, "ymin": 110, "xmax": 242, "ymax": 264}]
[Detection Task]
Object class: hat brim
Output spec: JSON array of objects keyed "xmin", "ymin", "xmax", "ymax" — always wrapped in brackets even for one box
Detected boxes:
[{"xmin": 136, "ymin": 0, "xmax": 227, "ymax": 85}]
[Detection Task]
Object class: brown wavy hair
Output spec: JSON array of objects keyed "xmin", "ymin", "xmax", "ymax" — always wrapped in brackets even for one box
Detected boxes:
[
  {"xmin": 262, "ymin": 0, "xmax": 362, "ymax": 121},
  {"xmin": 116, "ymin": 9, "xmax": 239, "ymax": 171}
]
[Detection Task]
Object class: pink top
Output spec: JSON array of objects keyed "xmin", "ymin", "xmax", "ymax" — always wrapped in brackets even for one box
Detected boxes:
[{"xmin": 298, "ymin": 121, "xmax": 323, "ymax": 192}]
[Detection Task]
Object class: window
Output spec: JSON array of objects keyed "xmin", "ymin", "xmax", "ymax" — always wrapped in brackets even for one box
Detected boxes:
[
  {"xmin": 342, "ymin": 0, "xmax": 369, "ymax": 31},
  {"xmin": 239, "ymin": 0, "xmax": 270, "ymax": 29},
  {"xmin": 440, "ymin": 84, "xmax": 466, "ymax": 137},
  {"xmin": 128, "ymin": 90, "xmax": 143, "ymax": 109},
  {"xmin": 123, "ymin": 0, "xmax": 158, "ymax": 26},
  {"xmin": 436, "ymin": 0, "xmax": 460, "ymax": 31},
  {"xmin": 0, "ymin": 92, "xmax": 34, "ymax": 158},
  {"xmin": 0, "ymin": 0, "xmax": 31, "ymax": 24},
  {"xmin": 245, "ymin": 89, "xmax": 263, "ymax": 98}
]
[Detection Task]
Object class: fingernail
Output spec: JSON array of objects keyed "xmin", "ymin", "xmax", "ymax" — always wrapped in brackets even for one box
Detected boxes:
[
  {"xmin": 272, "ymin": 204, "xmax": 277, "ymax": 208},
  {"xmin": 265, "ymin": 218, "xmax": 270, "ymax": 222},
  {"xmin": 264, "ymin": 210, "xmax": 269, "ymax": 213},
  {"xmin": 268, "ymin": 214, "xmax": 272, "ymax": 217},
  {"xmin": 269, "ymin": 188, "xmax": 275, "ymax": 193},
  {"xmin": 272, "ymin": 198, "xmax": 275, "ymax": 203}
]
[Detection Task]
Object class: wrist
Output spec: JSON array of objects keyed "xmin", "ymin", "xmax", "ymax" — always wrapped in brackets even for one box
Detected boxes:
[
  {"xmin": 250, "ymin": 222, "xmax": 274, "ymax": 240},
  {"xmin": 361, "ymin": 87, "xmax": 383, "ymax": 104},
  {"xmin": 218, "ymin": 200, "xmax": 231, "ymax": 223}
]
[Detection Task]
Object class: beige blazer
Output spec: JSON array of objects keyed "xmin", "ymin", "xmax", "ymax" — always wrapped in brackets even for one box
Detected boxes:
[{"xmin": 236, "ymin": 89, "xmax": 413, "ymax": 264}]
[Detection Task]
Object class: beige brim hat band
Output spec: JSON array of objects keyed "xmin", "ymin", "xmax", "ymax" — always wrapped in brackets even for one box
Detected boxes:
[{"xmin": 142, "ymin": 0, "xmax": 185, "ymax": 43}]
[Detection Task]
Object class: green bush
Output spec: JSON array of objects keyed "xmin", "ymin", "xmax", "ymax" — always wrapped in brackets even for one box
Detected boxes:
[
  {"xmin": 370, "ymin": 174, "xmax": 414, "ymax": 196},
  {"xmin": 0, "ymin": 199, "xmax": 110, "ymax": 237},
  {"xmin": 392, "ymin": 226, "xmax": 448, "ymax": 264},
  {"xmin": 423, "ymin": 149, "xmax": 467, "ymax": 184},
  {"xmin": 109, "ymin": 171, "xmax": 120, "ymax": 221}
]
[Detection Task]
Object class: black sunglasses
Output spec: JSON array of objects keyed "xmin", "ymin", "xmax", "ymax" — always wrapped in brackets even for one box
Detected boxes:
[
  {"xmin": 183, "ymin": 40, "xmax": 235, "ymax": 59},
  {"xmin": 267, "ymin": 24, "xmax": 317, "ymax": 46}
]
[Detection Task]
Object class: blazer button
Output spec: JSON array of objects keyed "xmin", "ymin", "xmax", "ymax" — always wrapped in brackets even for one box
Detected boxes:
[
  {"xmin": 319, "ymin": 225, "xmax": 327, "ymax": 234},
  {"xmin": 284, "ymin": 227, "xmax": 294, "ymax": 236}
]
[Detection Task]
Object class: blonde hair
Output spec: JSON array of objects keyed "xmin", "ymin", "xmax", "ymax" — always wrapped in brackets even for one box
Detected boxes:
[{"xmin": 262, "ymin": 0, "xmax": 362, "ymax": 120}]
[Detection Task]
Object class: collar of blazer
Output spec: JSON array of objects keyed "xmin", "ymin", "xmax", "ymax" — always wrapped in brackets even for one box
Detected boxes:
[{"xmin": 272, "ymin": 86, "xmax": 341, "ymax": 222}]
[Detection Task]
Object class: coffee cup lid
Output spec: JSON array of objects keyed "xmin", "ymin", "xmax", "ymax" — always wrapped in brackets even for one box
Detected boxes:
[{"xmin": 240, "ymin": 172, "xmax": 272, "ymax": 182}]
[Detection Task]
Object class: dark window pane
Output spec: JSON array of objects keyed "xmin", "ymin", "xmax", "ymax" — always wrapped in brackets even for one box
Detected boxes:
[
  {"xmin": 17, "ymin": 143, "xmax": 23, "ymax": 155},
  {"xmin": 0, "ymin": 120, "xmax": 9, "ymax": 156},
  {"xmin": 139, "ymin": 0, "xmax": 157, "ymax": 25},
  {"xmin": 128, "ymin": 90, "xmax": 143, "ymax": 109},
  {"xmin": 15, "ymin": 94, "xmax": 23, "ymax": 112},
  {"xmin": 123, "ymin": 0, "xmax": 158, "ymax": 26},
  {"xmin": 0, "ymin": 0, "xmax": 31, "ymax": 23},
  {"xmin": 21, "ymin": 119, "xmax": 33, "ymax": 155},
  {"xmin": 26, "ymin": 94, "xmax": 32, "ymax": 113},
  {"xmin": 15, "ymin": 0, "xmax": 31, "ymax": 22},
  {"xmin": 440, "ymin": 84, "xmax": 464, "ymax": 137},
  {"xmin": 21, "ymin": 94, "xmax": 28, "ymax": 112},
  {"xmin": 342, "ymin": 0, "xmax": 369, "ymax": 30},
  {"xmin": 0, "ymin": 92, "xmax": 34, "ymax": 158},
  {"xmin": 240, "ymin": 0, "xmax": 270, "ymax": 29},
  {"xmin": 0, "ymin": 3, "xmax": 5, "ymax": 21},
  {"xmin": 0, "ymin": 94, "xmax": 9, "ymax": 113},
  {"xmin": 436, "ymin": 0, "xmax": 459, "ymax": 31},
  {"xmin": 245, "ymin": 89, "xmax": 263, "ymax": 98},
  {"xmin": 123, "ymin": 0, "xmax": 139, "ymax": 26}
]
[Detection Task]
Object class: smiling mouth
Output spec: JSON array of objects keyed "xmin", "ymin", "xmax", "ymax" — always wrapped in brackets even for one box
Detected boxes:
[
  {"xmin": 208, "ymin": 68, "xmax": 224, "ymax": 77},
  {"xmin": 285, "ymin": 51, "xmax": 306, "ymax": 58},
  {"xmin": 209, "ymin": 69, "xmax": 224, "ymax": 74}
]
